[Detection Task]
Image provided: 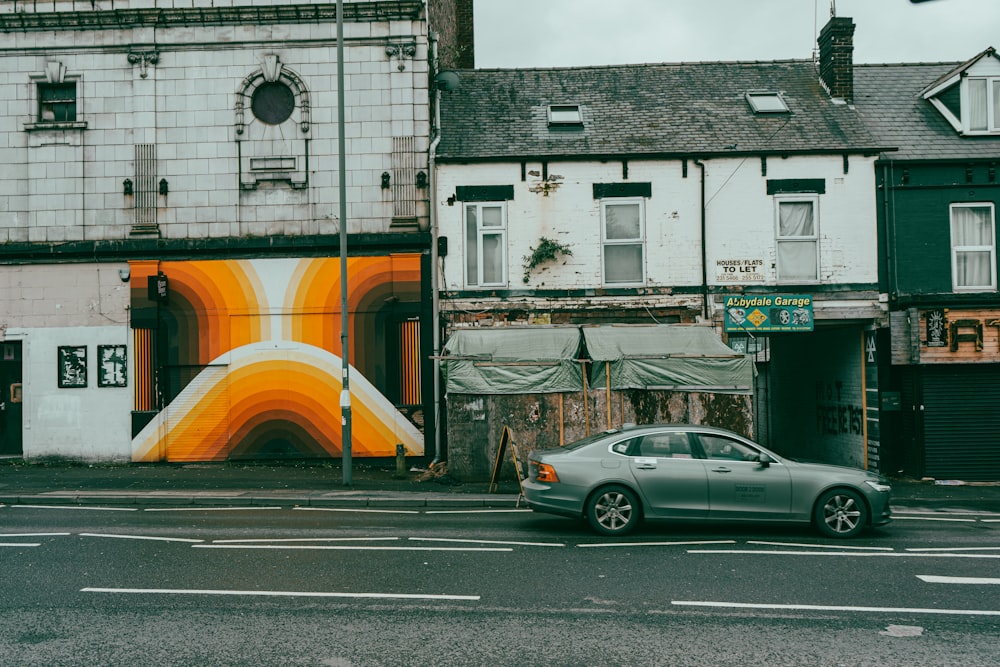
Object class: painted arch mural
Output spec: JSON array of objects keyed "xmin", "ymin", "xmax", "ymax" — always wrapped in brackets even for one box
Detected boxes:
[{"xmin": 129, "ymin": 256, "xmax": 426, "ymax": 462}]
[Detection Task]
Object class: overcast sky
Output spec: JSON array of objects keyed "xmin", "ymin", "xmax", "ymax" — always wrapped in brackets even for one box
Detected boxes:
[{"xmin": 474, "ymin": 0, "xmax": 998, "ymax": 69}]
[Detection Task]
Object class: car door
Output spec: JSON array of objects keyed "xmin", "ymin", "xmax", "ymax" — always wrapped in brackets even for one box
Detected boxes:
[
  {"xmin": 693, "ymin": 432, "xmax": 792, "ymax": 520},
  {"xmin": 626, "ymin": 432, "xmax": 709, "ymax": 518}
]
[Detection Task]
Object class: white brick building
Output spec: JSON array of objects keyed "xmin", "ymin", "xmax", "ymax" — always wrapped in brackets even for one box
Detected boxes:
[{"xmin": 0, "ymin": 1, "xmax": 436, "ymax": 462}]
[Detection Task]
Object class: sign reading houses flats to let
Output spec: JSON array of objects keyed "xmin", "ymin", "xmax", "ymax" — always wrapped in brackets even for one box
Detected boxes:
[{"xmin": 724, "ymin": 295, "xmax": 814, "ymax": 333}]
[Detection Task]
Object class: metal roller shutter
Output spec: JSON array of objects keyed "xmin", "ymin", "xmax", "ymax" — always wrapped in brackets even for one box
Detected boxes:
[{"xmin": 921, "ymin": 365, "xmax": 1000, "ymax": 481}]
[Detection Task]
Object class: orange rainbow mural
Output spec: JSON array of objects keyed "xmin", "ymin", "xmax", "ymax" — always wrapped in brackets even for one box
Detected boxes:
[{"xmin": 130, "ymin": 256, "xmax": 425, "ymax": 462}]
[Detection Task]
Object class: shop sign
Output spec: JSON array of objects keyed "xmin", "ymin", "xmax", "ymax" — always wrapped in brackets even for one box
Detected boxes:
[{"xmin": 724, "ymin": 294, "xmax": 814, "ymax": 333}]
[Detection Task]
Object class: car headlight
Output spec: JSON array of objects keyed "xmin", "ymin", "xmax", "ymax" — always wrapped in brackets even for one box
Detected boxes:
[{"xmin": 865, "ymin": 480, "xmax": 891, "ymax": 493}]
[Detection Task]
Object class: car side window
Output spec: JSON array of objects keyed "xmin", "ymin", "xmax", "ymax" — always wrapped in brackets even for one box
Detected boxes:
[
  {"xmin": 698, "ymin": 434, "xmax": 758, "ymax": 461},
  {"xmin": 611, "ymin": 437, "xmax": 640, "ymax": 456},
  {"xmin": 637, "ymin": 433, "xmax": 693, "ymax": 459}
]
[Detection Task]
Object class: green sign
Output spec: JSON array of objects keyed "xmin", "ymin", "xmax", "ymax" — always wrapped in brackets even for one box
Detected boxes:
[{"xmin": 723, "ymin": 294, "xmax": 814, "ymax": 333}]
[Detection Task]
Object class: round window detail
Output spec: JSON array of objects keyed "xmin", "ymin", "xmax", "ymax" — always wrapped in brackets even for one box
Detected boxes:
[{"xmin": 251, "ymin": 82, "xmax": 295, "ymax": 125}]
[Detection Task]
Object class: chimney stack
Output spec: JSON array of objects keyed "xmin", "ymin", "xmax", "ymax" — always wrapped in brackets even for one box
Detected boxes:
[
  {"xmin": 427, "ymin": 0, "xmax": 475, "ymax": 70},
  {"xmin": 818, "ymin": 16, "xmax": 855, "ymax": 103}
]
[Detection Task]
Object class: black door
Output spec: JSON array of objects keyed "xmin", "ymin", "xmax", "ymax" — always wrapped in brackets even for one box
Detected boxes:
[{"xmin": 0, "ymin": 341, "xmax": 23, "ymax": 456}]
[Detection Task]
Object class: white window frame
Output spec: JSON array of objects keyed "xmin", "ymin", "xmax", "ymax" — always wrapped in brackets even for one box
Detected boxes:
[
  {"xmin": 774, "ymin": 195, "xmax": 820, "ymax": 283},
  {"xmin": 746, "ymin": 91, "xmax": 789, "ymax": 114},
  {"xmin": 548, "ymin": 104, "xmax": 582, "ymax": 126},
  {"xmin": 950, "ymin": 202, "xmax": 997, "ymax": 292},
  {"xmin": 601, "ymin": 197, "xmax": 646, "ymax": 285},
  {"xmin": 962, "ymin": 76, "xmax": 1000, "ymax": 135},
  {"xmin": 463, "ymin": 201, "xmax": 507, "ymax": 288}
]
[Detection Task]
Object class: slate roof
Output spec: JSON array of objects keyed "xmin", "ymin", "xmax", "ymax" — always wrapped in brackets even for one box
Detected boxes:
[
  {"xmin": 435, "ymin": 60, "xmax": 887, "ymax": 162},
  {"xmin": 853, "ymin": 61, "xmax": 1000, "ymax": 161}
]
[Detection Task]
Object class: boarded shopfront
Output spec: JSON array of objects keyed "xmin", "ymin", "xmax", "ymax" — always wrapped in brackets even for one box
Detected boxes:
[{"xmin": 443, "ymin": 325, "xmax": 753, "ymax": 480}]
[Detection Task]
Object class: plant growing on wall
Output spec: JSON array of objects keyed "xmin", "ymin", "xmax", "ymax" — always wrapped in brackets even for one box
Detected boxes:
[{"xmin": 522, "ymin": 237, "xmax": 573, "ymax": 283}]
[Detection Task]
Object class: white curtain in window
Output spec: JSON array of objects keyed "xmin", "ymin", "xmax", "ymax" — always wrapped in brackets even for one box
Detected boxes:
[
  {"xmin": 465, "ymin": 205, "xmax": 478, "ymax": 285},
  {"xmin": 993, "ymin": 80, "xmax": 1000, "ymax": 129},
  {"xmin": 605, "ymin": 203, "xmax": 641, "ymax": 240},
  {"xmin": 778, "ymin": 201, "xmax": 816, "ymax": 280},
  {"xmin": 604, "ymin": 244, "xmax": 643, "ymax": 283},
  {"xmin": 482, "ymin": 233, "xmax": 504, "ymax": 284},
  {"xmin": 953, "ymin": 206, "xmax": 993, "ymax": 288},
  {"xmin": 969, "ymin": 78, "xmax": 988, "ymax": 131}
]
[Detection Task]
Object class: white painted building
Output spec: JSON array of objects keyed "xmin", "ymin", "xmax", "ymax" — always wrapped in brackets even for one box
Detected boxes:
[
  {"xmin": 0, "ymin": 1, "xmax": 437, "ymax": 462},
  {"xmin": 433, "ymin": 17, "xmax": 892, "ymax": 470}
]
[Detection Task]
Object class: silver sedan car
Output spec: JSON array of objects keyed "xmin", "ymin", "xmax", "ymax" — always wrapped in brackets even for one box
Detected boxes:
[{"xmin": 521, "ymin": 424, "xmax": 891, "ymax": 538}]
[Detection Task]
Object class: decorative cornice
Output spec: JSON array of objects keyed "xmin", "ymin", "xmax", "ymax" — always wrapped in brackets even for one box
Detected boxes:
[
  {"xmin": 0, "ymin": 2, "xmax": 424, "ymax": 33},
  {"xmin": 127, "ymin": 50, "xmax": 159, "ymax": 78}
]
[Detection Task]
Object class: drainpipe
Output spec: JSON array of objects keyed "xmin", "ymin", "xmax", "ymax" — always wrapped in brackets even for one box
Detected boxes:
[
  {"xmin": 695, "ymin": 160, "xmax": 709, "ymax": 321},
  {"xmin": 428, "ymin": 31, "xmax": 444, "ymax": 465}
]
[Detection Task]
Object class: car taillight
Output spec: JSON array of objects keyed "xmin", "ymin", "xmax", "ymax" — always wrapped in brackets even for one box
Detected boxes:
[{"xmin": 534, "ymin": 462, "xmax": 559, "ymax": 483}]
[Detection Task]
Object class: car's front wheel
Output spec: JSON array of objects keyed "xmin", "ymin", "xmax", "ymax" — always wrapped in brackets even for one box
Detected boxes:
[
  {"xmin": 586, "ymin": 485, "xmax": 640, "ymax": 536},
  {"xmin": 814, "ymin": 488, "xmax": 868, "ymax": 538}
]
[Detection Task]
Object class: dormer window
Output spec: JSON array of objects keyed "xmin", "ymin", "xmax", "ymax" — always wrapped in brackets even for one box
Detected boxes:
[
  {"xmin": 746, "ymin": 91, "xmax": 789, "ymax": 114},
  {"xmin": 967, "ymin": 77, "xmax": 1000, "ymax": 133},
  {"xmin": 548, "ymin": 104, "xmax": 582, "ymax": 126},
  {"xmin": 921, "ymin": 48, "xmax": 1000, "ymax": 136}
]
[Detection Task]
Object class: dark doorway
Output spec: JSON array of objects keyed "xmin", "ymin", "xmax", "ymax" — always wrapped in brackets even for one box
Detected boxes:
[{"xmin": 0, "ymin": 341, "xmax": 23, "ymax": 456}]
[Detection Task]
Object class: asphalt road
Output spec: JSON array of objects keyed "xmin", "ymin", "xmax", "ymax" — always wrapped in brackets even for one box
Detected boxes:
[{"xmin": 1, "ymin": 503, "xmax": 998, "ymax": 666}]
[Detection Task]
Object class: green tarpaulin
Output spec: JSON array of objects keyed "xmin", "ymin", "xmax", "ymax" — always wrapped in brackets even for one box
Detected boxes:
[
  {"xmin": 443, "ymin": 327, "xmax": 582, "ymax": 394},
  {"xmin": 443, "ymin": 325, "xmax": 752, "ymax": 395},
  {"xmin": 584, "ymin": 325, "xmax": 753, "ymax": 394}
]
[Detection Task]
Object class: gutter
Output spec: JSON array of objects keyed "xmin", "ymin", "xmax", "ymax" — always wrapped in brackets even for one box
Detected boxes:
[{"xmin": 695, "ymin": 160, "xmax": 709, "ymax": 321}]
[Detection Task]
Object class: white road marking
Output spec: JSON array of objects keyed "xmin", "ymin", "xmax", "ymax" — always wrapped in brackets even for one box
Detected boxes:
[
  {"xmin": 892, "ymin": 516, "xmax": 977, "ymax": 523},
  {"xmin": 192, "ymin": 544, "xmax": 512, "ymax": 552},
  {"xmin": 424, "ymin": 509, "xmax": 530, "ymax": 514},
  {"xmin": 0, "ymin": 543, "xmax": 41, "ymax": 548},
  {"xmin": 409, "ymin": 537, "xmax": 565, "ymax": 548},
  {"xmin": 667, "ymin": 600, "xmax": 1000, "ymax": 617},
  {"xmin": 578, "ymin": 540, "xmax": 736, "ymax": 549},
  {"xmin": 688, "ymin": 549, "xmax": 1000, "ymax": 559},
  {"xmin": 747, "ymin": 541, "xmax": 894, "ymax": 551},
  {"xmin": 293, "ymin": 507, "xmax": 420, "ymax": 515},
  {"xmin": 917, "ymin": 575, "xmax": 1000, "ymax": 585},
  {"xmin": 11, "ymin": 505, "xmax": 137, "ymax": 512},
  {"xmin": 212, "ymin": 537, "xmax": 401, "ymax": 544},
  {"xmin": 78, "ymin": 533, "xmax": 204, "ymax": 544},
  {"xmin": 0, "ymin": 532, "xmax": 71, "ymax": 537},
  {"xmin": 81, "ymin": 587, "xmax": 480, "ymax": 601},
  {"xmin": 906, "ymin": 546, "xmax": 1000, "ymax": 552},
  {"xmin": 144, "ymin": 507, "xmax": 282, "ymax": 512}
]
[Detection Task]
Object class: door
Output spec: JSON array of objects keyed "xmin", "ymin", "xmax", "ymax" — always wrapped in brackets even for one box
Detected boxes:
[
  {"xmin": 627, "ymin": 432, "xmax": 709, "ymax": 518},
  {"xmin": 694, "ymin": 432, "xmax": 792, "ymax": 519},
  {"xmin": 0, "ymin": 341, "xmax": 23, "ymax": 456}
]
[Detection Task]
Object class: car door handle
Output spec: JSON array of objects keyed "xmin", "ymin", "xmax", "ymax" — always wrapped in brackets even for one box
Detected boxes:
[
  {"xmin": 636, "ymin": 463, "xmax": 657, "ymax": 470},
  {"xmin": 711, "ymin": 467, "xmax": 732, "ymax": 474}
]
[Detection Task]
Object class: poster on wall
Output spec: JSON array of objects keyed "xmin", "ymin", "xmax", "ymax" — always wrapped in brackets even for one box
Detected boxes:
[
  {"xmin": 58, "ymin": 345, "xmax": 87, "ymax": 388},
  {"xmin": 98, "ymin": 345, "xmax": 128, "ymax": 387}
]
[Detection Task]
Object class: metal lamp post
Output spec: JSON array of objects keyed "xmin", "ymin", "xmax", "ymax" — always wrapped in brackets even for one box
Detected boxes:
[{"xmin": 337, "ymin": 0, "xmax": 352, "ymax": 485}]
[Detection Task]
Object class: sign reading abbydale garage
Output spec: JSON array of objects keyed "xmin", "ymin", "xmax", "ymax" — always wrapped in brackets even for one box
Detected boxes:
[{"xmin": 724, "ymin": 294, "xmax": 814, "ymax": 333}]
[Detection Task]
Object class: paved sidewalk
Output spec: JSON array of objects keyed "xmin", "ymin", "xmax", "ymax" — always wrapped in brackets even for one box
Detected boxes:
[{"xmin": 2, "ymin": 459, "xmax": 1000, "ymax": 513}]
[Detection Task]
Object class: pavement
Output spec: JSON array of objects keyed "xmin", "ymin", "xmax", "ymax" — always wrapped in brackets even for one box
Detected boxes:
[{"xmin": 2, "ymin": 458, "xmax": 1000, "ymax": 514}]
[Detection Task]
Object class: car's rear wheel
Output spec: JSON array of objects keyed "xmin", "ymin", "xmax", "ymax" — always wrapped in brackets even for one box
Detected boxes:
[
  {"xmin": 586, "ymin": 485, "xmax": 640, "ymax": 536},
  {"xmin": 814, "ymin": 488, "xmax": 867, "ymax": 538}
]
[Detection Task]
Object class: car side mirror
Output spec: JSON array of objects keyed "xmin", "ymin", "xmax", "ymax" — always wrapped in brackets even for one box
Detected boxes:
[{"xmin": 757, "ymin": 452, "xmax": 773, "ymax": 468}]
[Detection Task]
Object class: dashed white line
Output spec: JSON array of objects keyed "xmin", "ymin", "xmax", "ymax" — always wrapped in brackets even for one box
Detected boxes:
[
  {"xmin": 667, "ymin": 600, "xmax": 1000, "ymax": 617},
  {"xmin": 747, "ymin": 541, "xmax": 894, "ymax": 551},
  {"xmin": 409, "ymin": 537, "xmax": 565, "ymax": 548},
  {"xmin": 81, "ymin": 587, "xmax": 480, "ymax": 601},
  {"xmin": 293, "ymin": 507, "xmax": 420, "ymax": 515},
  {"xmin": 578, "ymin": 540, "xmax": 736, "ymax": 549},
  {"xmin": 892, "ymin": 515, "xmax": 977, "ymax": 523},
  {"xmin": 0, "ymin": 532, "xmax": 71, "ymax": 537},
  {"xmin": 917, "ymin": 575, "xmax": 1000, "ymax": 585},
  {"xmin": 144, "ymin": 507, "xmax": 282, "ymax": 512},
  {"xmin": 424, "ymin": 509, "xmax": 531, "ymax": 514},
  {"xmin": 0, "ymin": 543, "xmax": 41, "ymax": 548},
  {"xmin": 192, "ymin": 544, "xmax": 511, "ymax": 552},
  {"xmin": 11, "ymin": 505, "xmax": 137, "ymax": 512},
  {"xmin": 78, "ymin": 533, "xmax": 204, "ymax": 544},
  {"xmin": 687, "ymin": 549, "xmax": 1000, "ymax": 558},
  {"xmin": 212, "ymin": 537, "xmax": 400, "ymax": 544},
  {"xmin": 906, "ymin": 546, "xmax": 1000, "ymax": 552}
]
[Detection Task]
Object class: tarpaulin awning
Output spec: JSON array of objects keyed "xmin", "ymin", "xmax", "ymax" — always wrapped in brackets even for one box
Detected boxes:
[
  {"xmin": 583, "ymin": 325, "xmax": 753, "ymax": 394},
  {"xmin": 443, "ymin": 327, "xmax": 582, "ymax": 394}
]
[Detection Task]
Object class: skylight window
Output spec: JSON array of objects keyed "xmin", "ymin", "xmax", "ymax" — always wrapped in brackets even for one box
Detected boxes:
[
  {"xmin": 548, "ymin": 104, "xmax": 583, "ymax": 126},
  {"xmin": 746, "ymin": 92, "xmax": 789, "ymax": 114}
]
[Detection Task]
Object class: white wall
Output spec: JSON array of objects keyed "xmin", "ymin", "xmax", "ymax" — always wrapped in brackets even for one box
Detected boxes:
[{"xmin": 1, "ymin": 264, "xmax": 132, "ymax": 461}]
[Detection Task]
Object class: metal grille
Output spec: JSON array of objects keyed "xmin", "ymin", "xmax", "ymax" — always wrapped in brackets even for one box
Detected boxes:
[
  {"xmin": 135, "ymin": 143, "xmax": 157, "ymax": 227},
  {"xmin": 132, "ymin": 328, "xmax": 155, "ymax": 411},
  {"xmin": 392, "ymin": 136, "xmax": 416, "ymax": 220},
  {"xmin": 399, "ymin": 318, "xmax": 422, "ymax": 405},
  {"xmin": 921, "ymin": 365, "xmax": 1000, "ymax": 481}
]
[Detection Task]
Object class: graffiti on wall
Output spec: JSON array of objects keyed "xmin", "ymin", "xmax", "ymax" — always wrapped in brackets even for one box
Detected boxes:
[
  {"xmin": 129, "ymin": 256, "xmax": 425, "ymax": 462},
  {"xmin": 816, "ymin": 380, "xmax": 863, "ymax": 437}
]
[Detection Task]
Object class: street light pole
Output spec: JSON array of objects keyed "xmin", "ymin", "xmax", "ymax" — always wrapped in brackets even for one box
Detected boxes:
[{"xmin": 336, "ymin": 0, "xmax": 352, "ymax": 485}]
